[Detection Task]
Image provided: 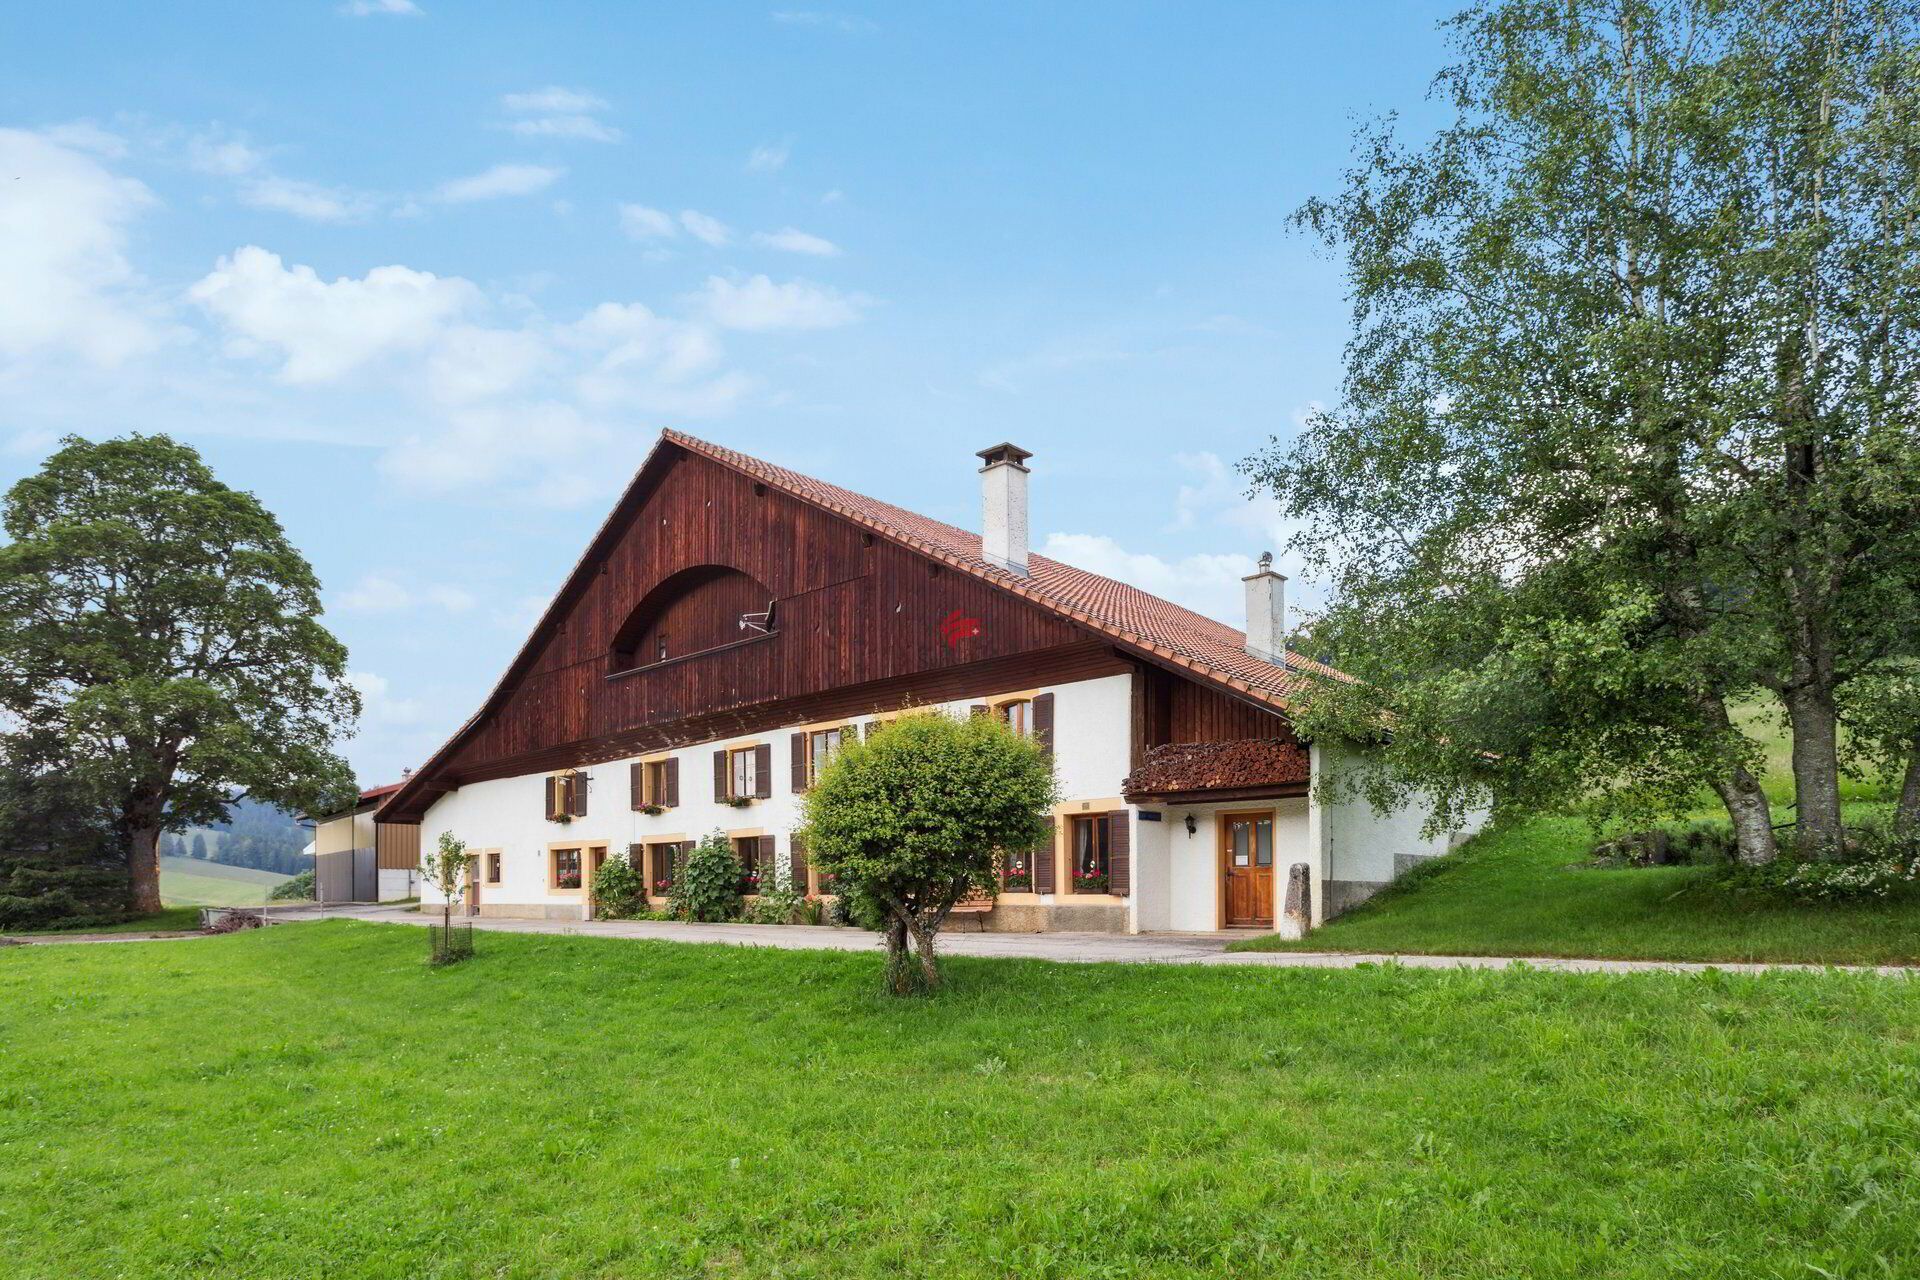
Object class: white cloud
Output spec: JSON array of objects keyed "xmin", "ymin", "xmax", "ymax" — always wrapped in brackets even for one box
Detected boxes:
[
  {"xmin": 692, "ymin": 274, "xmax": 865, "ymax": 331},
  {"xmin": 678, "ymin": 209, "xmax": 732, "ymax": 247},
  {"xmin": 188, "ymin": 246, "xmax": 482, "ymax": 383},
  {"xmin": 618, "ymin": 203, "xmax": 677, "ymax": 240},
  {"xmin": 501, "ymin": 87, "xmax": 606, "ymax": 113},
  {"xmin": 745, "ymin": 142, "xmax": 790, "ymax": 173},
  {"xmin": 238, "ymin": 176, "xmax": 374, "ymax": 223},
  {"xmin": 340, "ymin": 0, "xmax": 422, "ymax": 14},
  {"xmin": 425, "ymin": 324, "xmax": 549, "ymax": 402},
  {"xmin": 42, "ymin": 121, "xmax": 128, "ymax": 158},
  {"xmin": 434, "ymin": 163, "xmax": 563, "ymax": 203},
  {"xmin": 751, "ymin": 227, "xmax": 840, "ymax": 257},
  {"xmin": 508, "ymin": 115, "xmax": 621, "ymax": 143},
  {"xmin": 187, "ymin": 134, "xmax": 265, "ymax": 177},
  {"xmin": 0, "ymin": 128, "xmax": 161, "ymax": 366},
  {"xmin": 1166, "ymin": 449, "xmax": 1308, "ymax": 557},
  {"xmin": 771, "ymin": 10, "xmax": 876, "ymax": 32},
  {"xmin": 336, "ymin": 572, "xmax": 476, "ymax": 614},
  {"xmin": 499, "ymin": 88, "xmax": 620, "ymax": 144},
  {"xmin": 346, "ymin": 671, "xmax": 424, "ymax": 725},
  {"xmin": 1040, "ymin": 534, "xmax": 1255, "ymax": 628}
]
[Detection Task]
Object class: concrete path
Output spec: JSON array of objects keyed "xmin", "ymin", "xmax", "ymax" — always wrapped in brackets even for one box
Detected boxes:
[{"xmin": 265, "ymin": 903, "xmax": 1917, "ymax": 977}]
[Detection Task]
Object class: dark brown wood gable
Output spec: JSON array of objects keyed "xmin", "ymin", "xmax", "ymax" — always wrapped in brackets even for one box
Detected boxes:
[
  {"xmin": 381, "ymin": 443, "xmax": 1092, "ymax": 821},
  {"xmin": 1128, "ymin": 662, "xmax": 1301, "ymax": 769}
]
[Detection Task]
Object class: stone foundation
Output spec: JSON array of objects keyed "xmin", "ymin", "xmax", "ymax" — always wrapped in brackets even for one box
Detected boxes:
[
  {"xmin": 1322, "ymin": 879, "xmax": 1391, "ymax": 919},
  {"xmin": 476, "ymin": 903, "xmax": 588, "ymax": 921},
  {"xmin": 980, "ymin": 901, "xmax": 1128, "ymax": 933}
]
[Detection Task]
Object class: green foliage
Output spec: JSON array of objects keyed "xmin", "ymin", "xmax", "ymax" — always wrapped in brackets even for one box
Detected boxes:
[
  {"xmin": 6, "ymin": 925, "xmax": 1920, "ymax": 1276},
  {"xmin": 803, "ymin": 710, "xmax": 1056, "ymax": 992},
  {"xmin": 669, "ymin": 831, "xmax": 743, "ymax": 922},
  {"xmin": 0, "ymin": 731, "xmax": 131, "ymax": 930},
  {"xmin": 269, "ymin": 870, "xmax": 315, "ymax": 902},
  {"xmin": 589, "ymin": 851, "xmax": 647, "ymax": 920},
  {"xmin": 0, "ymin": 434, "xmax": 360, "ymax": 909},
  {"xmin": 1248, "ymin": 0, "xmax": 1920, "ymax": 862},
  {"xmin": 1720, "ymin": 816, "xmax": 1920, "ymax": 903}
]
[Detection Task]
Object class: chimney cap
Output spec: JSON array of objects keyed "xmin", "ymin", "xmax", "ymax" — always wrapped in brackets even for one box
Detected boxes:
[
  {"xmin": 976, "ymin": 442, "xmax": 1033, "ymax": 471},
  {"xmin": 1243, "ymin": 550, "xmax": 1287, "ymax": 582}
]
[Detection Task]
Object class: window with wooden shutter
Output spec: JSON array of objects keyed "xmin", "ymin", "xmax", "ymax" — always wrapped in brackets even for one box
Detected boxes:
[
  {"xmin": 662, "ymin": 758, "xmax": 679, "ymax": 808},
  {"xmin": 1107, "ymin": 811, "xmax": 1131, "ymax": 897},
  {"xmin": 789, "ymin": 832, "xmax": 808, "ymax": 892},
  {"xmin": 648, "ymin": 840, "xmax": 682, "ymax": 893},
  {"xmin": 1068, "ymin": 814, "xmax": 1112, "ymax": 894},
  {"xmin": 970, "ymin": 704, "xmax": 989, "ymax": 718},
  {"xmin": 1033, "ymin": 818, "xmax": 1056, "ymax": 895},
  {"xmin": 568, "ymin": 771, "xmax": 588, "ymax": 818},
  {"xmin": 629, "ymin": 762, "xmax": 644, "ymax": 811},
  {"xmin": 544, "ymin": 776, "xmax": 560, "ymax": 821},
  {"xmin": 1032, "ymin": 692, "xmax": 1055, "ymax": 759},
  {"xmin": 753, "ymin": 744, "xmax": 773, "ymax": 798},
  {"xmin": 790, "ymin": 732, "xmax": 809, "ymax": 793},
  {"xmin": 731, "ymin": 836, "xmax": 762, "ymax": 894},
  {"xmin": 713, "ymin": 749, "xmax": 728, "ymax": 801},
  {"xmin": 760, "ymin": 834, "xmax": 778, "ymax": 887}
]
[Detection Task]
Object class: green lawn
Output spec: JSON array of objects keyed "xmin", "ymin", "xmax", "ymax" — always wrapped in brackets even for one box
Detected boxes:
[
  {"xmin": 1232, "ymin": 815, "xmax": 1920, "ymax": 965},
  {"xmin": 159, "ymin": 856, "xmax": 289, "ymax": 908},
  {"xmin": 4, "ymin": 924, "xmax": 1919, "ymax": 1278}
]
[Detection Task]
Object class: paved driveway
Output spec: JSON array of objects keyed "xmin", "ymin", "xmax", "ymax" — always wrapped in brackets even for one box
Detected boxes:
[{"xmin": 269, "ymin": 903, "xmax": 1915, "ymax": 977}]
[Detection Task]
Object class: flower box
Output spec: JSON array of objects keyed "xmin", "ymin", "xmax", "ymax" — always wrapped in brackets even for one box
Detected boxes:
[{"xmin": 1071, "ymin": 871, "xmax": 1110, "ymax": 895}]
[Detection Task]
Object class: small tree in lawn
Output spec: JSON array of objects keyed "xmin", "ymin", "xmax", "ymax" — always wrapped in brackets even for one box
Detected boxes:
[
  {"xmin": 422, "ymin": 832, "xmax": 475, "ymax": 936},
  {"xmin": 802, "ymin": 710, "xmax": 1055, "ymax": 995}
]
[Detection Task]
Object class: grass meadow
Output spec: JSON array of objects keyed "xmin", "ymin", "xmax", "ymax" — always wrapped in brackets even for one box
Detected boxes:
[{"xmin": 3, "ymin": 922, "xmax": 1918, "ymax": 1278}]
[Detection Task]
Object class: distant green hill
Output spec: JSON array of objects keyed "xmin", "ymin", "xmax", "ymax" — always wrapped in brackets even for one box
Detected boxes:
[{"xmin": 158, "ymin": 856, "xmax": 289, "ymax": 908}]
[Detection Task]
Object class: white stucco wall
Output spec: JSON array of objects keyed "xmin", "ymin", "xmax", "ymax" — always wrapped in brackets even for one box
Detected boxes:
[
  {"xmin": 1147, "ymin": 797, "xmax": 1309, "ymax": 933},
  {"xmin": 1312, "ymin": 740, "xmax": 1488, "ymax": 914},
  {"xmin": 419, "ymin": 672, "xmax": 1136, "ymax": 917},
  {"xmin": 1130, "ymin": 809, "xmax": 1172, "ymax": 932}
]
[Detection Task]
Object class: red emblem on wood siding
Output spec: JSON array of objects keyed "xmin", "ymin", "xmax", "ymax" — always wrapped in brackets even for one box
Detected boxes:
[{"xmin": 941, "ymin": 608, "xmax": 982, "ymax": 648}]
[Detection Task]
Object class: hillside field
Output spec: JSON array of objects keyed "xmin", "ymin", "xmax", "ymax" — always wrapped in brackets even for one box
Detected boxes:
[{"xmin": 158, "ymin": 856, "xmax": 289, "ymax": 908}]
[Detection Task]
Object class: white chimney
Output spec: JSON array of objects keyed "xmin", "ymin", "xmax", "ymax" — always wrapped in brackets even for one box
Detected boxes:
[
  {"xmin": 1243, "ymin": 552, "xmax": 1286, "ymax": 664},
  {"xmin": 977, "ymin": 442, "xmax": 1032, "ymax": 575}
]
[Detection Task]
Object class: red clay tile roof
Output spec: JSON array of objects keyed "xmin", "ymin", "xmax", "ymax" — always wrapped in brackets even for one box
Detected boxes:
[
  {"xmin": 665, "ymin": 430, "xmax": 1345, "ymax": 710},
  {"xmin": 1122, "ymin": 739, "xmax": 1312, "ymax": 798}
]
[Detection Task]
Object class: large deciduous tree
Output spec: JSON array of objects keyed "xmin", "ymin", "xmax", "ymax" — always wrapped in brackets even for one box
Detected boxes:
[
  {"xmin": 802, "ymin": 711, "xmax": 1055, "ymax": 995},
  {"xmin": 1248, "ymin": 0, "xmax": 1920, "ymax": 862},
  {"xmin": 0, "ymin": 435, "xmax": 360, "ymax": 912}
]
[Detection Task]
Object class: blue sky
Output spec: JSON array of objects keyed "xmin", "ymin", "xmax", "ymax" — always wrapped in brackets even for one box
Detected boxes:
[{"xmin": 0, "ymin": 2, "xmax": 1454, "ymax": 786}]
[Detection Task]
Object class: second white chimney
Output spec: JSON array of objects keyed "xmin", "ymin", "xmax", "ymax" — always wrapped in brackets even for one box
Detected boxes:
[
  {"xmin": 1243, "ymin": 552, "xmax": 1286, "ymax": 664},
  {"xmin": 977, "ymin": 442, "xmax": 1032, "ymax": 575}
]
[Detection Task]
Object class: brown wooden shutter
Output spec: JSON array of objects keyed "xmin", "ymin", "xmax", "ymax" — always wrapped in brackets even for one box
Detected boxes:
[
  {"xmin": 1032, "ymin": 692, "xmax": 1055, "ymax": 759},
  {"xmin": 568, "ymin": 771, "xmax": 588, "ymax": 818},
  {"xmin": 1033, "ymin": 817, "xmax": 1056, "ymax": 895},
  {"xmin": 1107, "ymin": 811, "xmax": 1130, "ymax": 897},
  {"xmin": 662, "ymin": 758, "xmax": 679, "ymax": 808},
  {"xmin": 544, "ymin": 775, "xmax": 558, "ymax": 821},
  {"xmin": 630, "ymin": 762, "xmax": 644, "ymax": 810},
  {"xmin": 626, "ymin": 842, "xmax": 644, "ymax": 895},
  {"xmin": 760, "ymin": 834, "xmax": 778, "ymax": 885},
  {"xmin": 864, "ymin": 721, "xmax": 879, "ymax": 740},
  {"xmin": 754, "ymin": 743, "xmax": 773, "ymax": 798},
  {"xmin": 789, "ymin": 832, "xmax": 808, "ymax": 890},
  {"xmin": 970, "ymin": 704, "xmax": 989, "ymax": 718},
  {"xmin": 714, "ymin": 749, "xmax": 729, "ymax": 801},
  {"xmin": 791, "ymin": 732, "xmax": 809, "ymax": 793}
]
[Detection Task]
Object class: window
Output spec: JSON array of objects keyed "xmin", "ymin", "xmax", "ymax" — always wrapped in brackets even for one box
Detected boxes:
[
  {"xmin": 645, "ymin": 760, "xmax": 669, "ymax": 807},
  {"xmin": 1001, "ymin": 845, "xmax": 1036, "ymax": 893},
  {"xmin": 552, "ymin": 847, "xmax": 583, "ymax": 891},
  {"xmin": 998, "ymin": 699, "xmax": 1033, "ymax": 736},
  {"xmin": 731, "ymin": 747, "xmax": 758, "ymax": 800},
  {"xmin": 1069, "ymin": 815, "xmax": 1111, "ymax": 894},
  {"xmin": 732, "ymin": 836, "xmax": 766, "ymax": 894},
  {"xmin": 486, "ymin": 851, "xmax": 501, "ymax": 884},
  {"xmin": 547, "ymin": 770, "xmax": 587, "ymax": 821},
  {"xmin": 648, "ymin": 841, "xmax": 687, "ymax": 895},
  {"xmin": 809, "ymin": 727, "xmax": 846, "ymax": 783}
]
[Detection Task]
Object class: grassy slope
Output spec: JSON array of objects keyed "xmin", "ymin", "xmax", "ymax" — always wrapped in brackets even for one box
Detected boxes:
[
  {"xmin": 159, "ymin": 856, "xmax": 288, "ymax": 908},
  {"xmin": 3, "ymin": 925, "xmax": 1919, "ymax": 1279},
  {"xmin": 1232, "ymin": 814, "xmax": 1920, "ymax": 964}
]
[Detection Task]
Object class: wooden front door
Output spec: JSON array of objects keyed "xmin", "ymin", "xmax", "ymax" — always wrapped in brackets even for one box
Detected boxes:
[
  {"xmin": 463, "ymin": 863, "xmax": 480, "ymax": 916},
  {"xmin": 1222, "ymin": 812, "xmax": 1275, "ymax": 928}
]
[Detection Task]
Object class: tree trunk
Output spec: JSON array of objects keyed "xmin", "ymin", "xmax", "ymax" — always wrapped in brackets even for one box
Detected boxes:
[
  {"xmin": 1783, "ymin": 683, "xmax": 1846, "ymax": 858},
  {"xmin": 127, "ymin": 824, "xmax": 163, "ymax": 915},
  {"xmin": 1711, "ymin": 766, "xmax": 1780, "ymax": 866},
  {"xmin": 1896, "ymin": 739, "xmax": 1920, "ymax": 841},
  {"xmin": 908, "ymin": 917, "xmax": 943, "ymax": 992},
  {"xmin": 882, "ymin": 914, "xmax": 912, "ymax": 996}
]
